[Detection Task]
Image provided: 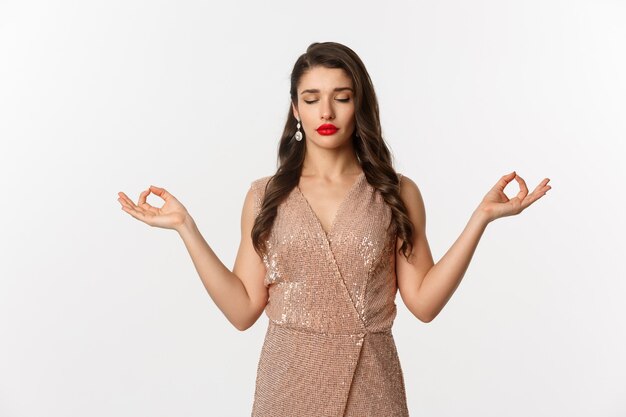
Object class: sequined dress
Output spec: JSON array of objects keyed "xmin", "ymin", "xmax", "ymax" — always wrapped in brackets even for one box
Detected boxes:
[{"xmin": 249, "ymin": 172, "xmax": 409, "ymax": 417}]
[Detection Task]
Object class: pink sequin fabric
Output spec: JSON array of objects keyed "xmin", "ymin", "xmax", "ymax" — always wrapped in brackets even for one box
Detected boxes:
[{"xmin": 249, "ymin": 171, "xmax": 409, "ymax": 417}]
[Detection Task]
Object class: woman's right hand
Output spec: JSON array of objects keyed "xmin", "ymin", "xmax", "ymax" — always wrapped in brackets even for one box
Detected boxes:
[{"xmin": 117, "ymin": 185, "xmax": 191, "ymax": 231}]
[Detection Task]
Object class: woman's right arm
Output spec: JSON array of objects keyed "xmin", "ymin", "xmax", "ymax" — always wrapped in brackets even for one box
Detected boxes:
[
  {"xmin": 118, "ymin": 183, "xmax": 268, "ymax": 331},
  {"xmin": 176, "ymin": 186, "xmax": 269, "ymax": 331}
]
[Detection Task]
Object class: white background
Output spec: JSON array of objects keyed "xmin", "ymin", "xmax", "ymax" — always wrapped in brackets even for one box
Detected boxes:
[{"xmin": 1, "ymin": 1, "xmax": 624, "ymax": 416}]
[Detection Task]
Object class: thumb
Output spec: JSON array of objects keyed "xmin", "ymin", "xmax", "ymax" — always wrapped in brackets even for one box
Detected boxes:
[{"xmin": 149, "ymin": 185, "xmax": 170, "ymax": 198}]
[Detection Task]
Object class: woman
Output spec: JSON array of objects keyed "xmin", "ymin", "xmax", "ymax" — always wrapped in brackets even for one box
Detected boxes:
[{"xmin": 117, "ymin": 42, "xmax": 551, "ymax": 416}]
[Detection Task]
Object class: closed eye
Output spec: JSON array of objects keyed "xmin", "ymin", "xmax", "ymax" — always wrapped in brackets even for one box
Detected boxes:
[{"xmin": 303, "ymin": 98, "xmax": 351, "ymax": 104}]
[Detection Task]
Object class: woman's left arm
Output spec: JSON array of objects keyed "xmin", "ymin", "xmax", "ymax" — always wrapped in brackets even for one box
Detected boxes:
[{"xmin": 396, "ymin": 171, "xmax": 551, "ymax": 323}]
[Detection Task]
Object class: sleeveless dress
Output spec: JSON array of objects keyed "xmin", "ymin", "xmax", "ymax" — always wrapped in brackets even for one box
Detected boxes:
[{"xmin": 249, "ymin": 172, "xmax": 409, "ymax": 417}]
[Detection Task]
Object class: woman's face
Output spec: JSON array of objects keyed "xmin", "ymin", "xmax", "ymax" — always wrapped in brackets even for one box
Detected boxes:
[{"xmin": 292, "ymin": 66, "xmax": 356, "ymax": 150}]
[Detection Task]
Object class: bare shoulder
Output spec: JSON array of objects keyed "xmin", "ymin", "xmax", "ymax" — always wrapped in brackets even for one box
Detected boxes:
[
  {"xmin": 398, "ymin": 173, "xmax": 420, "ymax": 195},
  {"xmin": 400, "ymin": 174, "xmax": 423, "ymax": 208},
  {"xmin": 397, "ymin": 173, "xmax": 426, "ymax": 230}
]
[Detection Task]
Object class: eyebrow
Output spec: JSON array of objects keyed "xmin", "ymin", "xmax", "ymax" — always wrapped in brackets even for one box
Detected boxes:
[{"xmin": 300, "ymin": 87, "xmax": 354, "ymax": 94}]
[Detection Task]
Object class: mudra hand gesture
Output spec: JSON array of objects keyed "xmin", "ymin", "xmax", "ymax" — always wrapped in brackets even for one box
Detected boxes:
[
  {"xmin": 117, "ymin": 185, "xmax": 190, "ymax": 231},
  {"xmin": 477, "ymin": 171, "xmax": 551, "ymax": 223}
]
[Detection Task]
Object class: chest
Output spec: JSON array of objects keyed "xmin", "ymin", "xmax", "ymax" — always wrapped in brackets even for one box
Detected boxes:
[{"xmin": 295, "ymin": 172, "xmax": 366, "ymax": 237}]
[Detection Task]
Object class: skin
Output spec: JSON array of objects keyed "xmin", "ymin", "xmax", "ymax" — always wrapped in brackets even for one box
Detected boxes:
[
  {"xmin": 117, "ymin": 65, "xmax": 552, "ymax": 329},
  {"xmin": 291, "ymin": 66, "xmax": 362, "ymax": 236}
]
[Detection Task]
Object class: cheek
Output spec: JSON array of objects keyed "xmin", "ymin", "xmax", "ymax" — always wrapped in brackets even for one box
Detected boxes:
[
  {"xmin": 301, "ymin": 113, "xmax": 313, "ymax": 126},
  {"xmin": 302, "ymin": 117, "xmax": 316, "ymax": 133},
  {"xmin": 345, "ymin": 110, "xmax": 356, "ymax": 124},
  {"xmin": 299, "ymin": 108, "xmax": 313, "ymax": 123},
  {"xmin": 306, "ymin": 112, "xmax": 320, "ymax": 125}
]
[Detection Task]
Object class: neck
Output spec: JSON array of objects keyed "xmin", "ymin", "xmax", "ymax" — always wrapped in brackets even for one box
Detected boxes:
[{"xmin": 301, "ymin": 142, "xmax": 361, "ymax": 178}]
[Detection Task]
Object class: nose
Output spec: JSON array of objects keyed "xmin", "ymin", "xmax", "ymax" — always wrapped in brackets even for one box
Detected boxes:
[{"xmin": 320, "ymin": 98, "xmax": 335, "ymax": 120}]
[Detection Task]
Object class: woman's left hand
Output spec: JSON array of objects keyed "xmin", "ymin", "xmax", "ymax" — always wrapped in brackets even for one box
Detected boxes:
[{"xmin": 477, "ymin": 171, "xmax": 551, "ymax": 223}]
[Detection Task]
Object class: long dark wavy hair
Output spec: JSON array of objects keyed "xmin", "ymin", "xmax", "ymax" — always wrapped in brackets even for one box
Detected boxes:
[{"xmin": 252, "ymin": 41, "xmax": 414, "ymax": 261}]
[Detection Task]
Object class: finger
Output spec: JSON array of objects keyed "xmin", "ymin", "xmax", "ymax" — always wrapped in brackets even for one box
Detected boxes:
[
  {"xmin": 137, "ymin": 188, "xmax": 150, "ymax": 206},
  {"xmin": 118, "ymin": 192, "xmax": 138, "ymax": 209},
  {"xmin": 118, "ymin": 190, "xmax": 158, "ymax": 215},
  {"xmin": 529, "ymin": 178, "xmax": 550, "ymax": 195},
  {"xmin": 119, "ymin": 197, "xmax": 149, "ymax": 215},
  {"xmin": 522, "ymin": 193, "xmax": 543, "ymax": 208},
  {"xmin": 521, "ymin": 179, "xmax": 552, "ymax": 208},
  {"xmin": 536, "ymin": 180, "xmax": 552, "ymax": 197},
  {"xmin": 117, "ymin": 191, "xmax": 152, "ymax": 214},
  {"xmin": 493, "ymin": 171, "xmax": 516, "ymax": 192},
  {"xmin": 120, "ymin": 202, "xmax": 151, "ymax": 224},
  {"xmin": 514, "ymin": 174, "xmax": 529, "ymax": 200},
  {"xmin": 117, "ymin": 191, "xmax": 132, "ymax": 205},
  {"xmin": 137, "ymin": 189, "xmax": 161, "ymax": 214},
  {"xmin": 148, "ymin": 185, "xmax": 172, "ymax": 200},
  {"xmin": 515, "ymin": 175, "xmax": 528, "ymax": 193},
  {"xmin": 117, "ymin": 197, "xmax": 132, "ymax": 210}
]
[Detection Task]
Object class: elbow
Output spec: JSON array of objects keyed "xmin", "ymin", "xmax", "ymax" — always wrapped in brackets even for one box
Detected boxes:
[
  {"xmin": 233, "ymin": 317, "xmax": 254, "ymax": 332},
  {"xmin": 231, "ymin": 296, "xmax": 267, "ymax": 331},
  {"xmin": 406, "ymin": 288, "xmax": 435, "ymax": 324},
  {"xmin": 410, "ymin": 301, "xmax": 435, "ymax": 323},
  {"xmin": 232, "ymin": 307, "xmax": 263, "ymax": 331},
  {"xmin": 417, "ymin": 307, "xmax": 437, "ymax": 323},
  {"xmin": 235, "ymin": 323, "xmax": 251, "ymax": 332},
  {"xmin": 233, "ymin": 320, "xmax": 246, "ymax": 331},
  {"xmin": 420, "ymin": 313, "xmax": 435, "ymax": 323},
  {"xmin": 410, "ymin": 307, "xmax": 434, "ymax": 324},
  {"xmin": 415, "ymin": 293, "xmax": 437, "ymax": 323}
]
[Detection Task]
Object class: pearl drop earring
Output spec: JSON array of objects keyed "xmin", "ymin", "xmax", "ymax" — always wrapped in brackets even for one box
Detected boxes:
[{"xmin": 294, "ymin": 119, "xmax": 303, "ymax": 142}]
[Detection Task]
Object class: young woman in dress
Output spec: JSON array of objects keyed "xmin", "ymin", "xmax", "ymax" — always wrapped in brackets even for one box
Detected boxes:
[{"xmin": 117, "ymin": 42, "xmax": 551, "ymax": 416}]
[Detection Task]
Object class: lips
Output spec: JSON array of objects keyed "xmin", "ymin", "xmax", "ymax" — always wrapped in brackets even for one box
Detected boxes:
[{"xmin": 316, "ymin": 123, "xmax": 339, "ymax": 135}]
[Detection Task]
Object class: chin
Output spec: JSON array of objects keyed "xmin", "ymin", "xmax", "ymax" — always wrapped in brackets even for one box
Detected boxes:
[{"xmin": 312, "ymin": 136, "xmax": 353, "ymax": 149}]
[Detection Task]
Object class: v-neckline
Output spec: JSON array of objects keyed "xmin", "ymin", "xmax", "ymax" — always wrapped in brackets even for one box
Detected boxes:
[{"xmin": 295, "ymin": 171, "xmax": 366, "ymax": 238}]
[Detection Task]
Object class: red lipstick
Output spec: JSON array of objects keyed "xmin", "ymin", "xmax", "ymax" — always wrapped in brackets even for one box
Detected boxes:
[{"xmin": 316, "ymin": 123, "xmax": 339, "ymax": 136}]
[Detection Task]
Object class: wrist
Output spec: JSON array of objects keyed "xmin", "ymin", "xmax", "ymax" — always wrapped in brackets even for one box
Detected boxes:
[
  {"xmin": 176, "ymin": 213, "xmax": 197, "ymax": 235},
  {"xmin": 471, "ymin": 207, "xmax": 492, "ymax": 227}
]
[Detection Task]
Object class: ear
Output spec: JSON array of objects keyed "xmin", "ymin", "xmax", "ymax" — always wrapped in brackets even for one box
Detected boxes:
[{"xmin": 291, "ymin": 102, "xmax": 300, "ymax": 121}]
